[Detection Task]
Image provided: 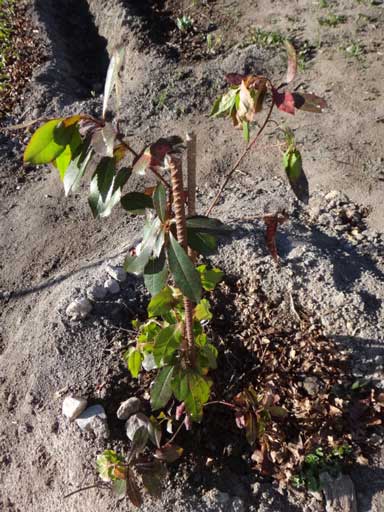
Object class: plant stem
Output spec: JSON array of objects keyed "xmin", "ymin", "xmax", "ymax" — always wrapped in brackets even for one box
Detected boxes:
[
  {"xmin": 186, "ymin": 131, "xmax": 197, "ymax": 263},
  {"xmin": 169, "ymin": 156, "xmax": 196, "ymax": 368},
  {"xmin": 205, "ymin": 98, "xmax": 275, "ymax": 216},
  {"xmin": 64, "ymin": 484, "xmax": 106, "ymax": 499}
]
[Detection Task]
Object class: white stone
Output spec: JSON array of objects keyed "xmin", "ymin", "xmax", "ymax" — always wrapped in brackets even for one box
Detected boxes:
[
  {"xmin": 125, "ymin": 412, "xmax": 149, "ymax": 441},
  {"xmin": 62, "ymin": 396, "xmax": 88, "ymax": 420},
  {"xmin": 75, "ymin": 404, "xmax": 109, "ymax": 438},
  {"xmin": 65, "ymin": 298, "xmax": 92, "ymax": 320},
  {"xmin": 86, "ymin": 285, "xmax": 107, "ymax": 301},
  {"xmin": 117, "ymin": 397, "xmax": 141, "ymax": 420},
  {"xmin": 106, "ymin": 265, "xmax": 127, "ymax": 283},
  {"xmin": 104, "ymin": 278, "xmax": 120, "ymax": 295}
]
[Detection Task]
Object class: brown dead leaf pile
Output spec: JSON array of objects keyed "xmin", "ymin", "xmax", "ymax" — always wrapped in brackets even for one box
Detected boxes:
[{"xmin": 210, "ymin": 278, "xmax": 384, "ymax": 485}]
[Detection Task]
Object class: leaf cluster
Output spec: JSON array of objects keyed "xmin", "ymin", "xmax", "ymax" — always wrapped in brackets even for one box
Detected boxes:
[{"xmin": 125, "ymin": 264, "xmax": 223, "ymax": 422}]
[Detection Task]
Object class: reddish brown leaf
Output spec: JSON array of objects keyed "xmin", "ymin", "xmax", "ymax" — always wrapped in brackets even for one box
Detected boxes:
[
  {"xmin": 225, "ymin": 73, "xmax": 246, "ymax": 85},
  {"xmin": 264, "ymin": 213, "xmax": 288, "ymax": 262},
  {"xmin": 155, "ymin": 443, "xmax": 184, "ymax": 463},
  {"xmin": 126, "ymin": 468, "xmax": 143, "ymax": 508},
  {"xmin": 272, "ymin": 89, "xmax": 295, "ymax": 115},
  {"xmin": 292, "ymin": 93, "xmax": 327, "ymax": 113}
]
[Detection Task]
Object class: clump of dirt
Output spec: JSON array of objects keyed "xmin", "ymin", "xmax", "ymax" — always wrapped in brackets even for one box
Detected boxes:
[{"xmin": 0, "ymin": 1, "xmax": 46, "ymax": 118}]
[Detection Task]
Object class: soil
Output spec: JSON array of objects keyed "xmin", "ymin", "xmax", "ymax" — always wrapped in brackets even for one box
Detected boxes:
[{"xmin": 0, "ymin": 0, "xmax": 384, "ymax": 511}]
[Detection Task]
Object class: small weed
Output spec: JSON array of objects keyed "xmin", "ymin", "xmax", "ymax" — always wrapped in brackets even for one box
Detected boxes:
[
  {"xmin": 176, "ymin": 15, "xmax": 193, "ymax": 32},
  {"xmin": 206, "ymin": 32, "xmax": 223, "ymax": 54},
  {"xmin": 241, "ymin": 27, "xmax": 285, "ymax": 49},
  {"xmin": 292, "ymin": 444, "xmax": 352, "ymax": 492},
  {"xmin": 344, "ymin": 41, "xmax": 365, "ymax": 59},
  {"xmin": 318, "ymin": 13, "xmax": 347, "ymax": 27},
  {"xmin": 153, "ymin": 88, "xmax": 169, "ymax": 110},
  {"xmin": 319, "ymin": 0, "xmax": 329, "ymax": 7},
  {"xmin": 0, "ymin": 0, "xmax": 15, "ymax": 90}
]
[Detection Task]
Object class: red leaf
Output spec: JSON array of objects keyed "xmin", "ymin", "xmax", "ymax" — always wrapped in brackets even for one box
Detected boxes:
[
  {"xmin": 292, "ymin": 93, "xmax": 327, "ymax": 113},
  {"xmin": 225, "ymin": 73, "xmax": 246, "ymax": 85},
  {"xmin": 272, "ymin": 89, "xmax": 295, "ymax": 115},
  {"xmin": 264, "ymin": 213, "xmax": 288, "ymax": 262}
]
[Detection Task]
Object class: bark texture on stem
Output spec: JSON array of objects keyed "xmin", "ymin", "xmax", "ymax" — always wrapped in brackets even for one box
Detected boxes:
[{"xmin": 169, "ymin": 156, "xmax": 196, "ymax": 367}]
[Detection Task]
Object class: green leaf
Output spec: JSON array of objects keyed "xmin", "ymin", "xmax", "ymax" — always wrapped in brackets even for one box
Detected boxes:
[
  {"xmin": 167, "ymin": 233, "xmax": 202, "ymax": 303},
  {"xmin": 54, "ymin": 127, "xmax": 82, "ymax": 179},
  {"xmin": 186, "ymin": 216, "xmax": 232, "ymax": 235},
  {"xmin": 124, "ymin": 218, "xmax": 162, "ymax": 275},
  {"xmin": 103, "ymin": 45, "xmax": 125, "ymax": 119},
  {"xmin": 197, "ymin": 265, "xmax": 224, "ymax": 291},
  {"xmin": 96, "ymin": 450, "xmax": 126, "ymax": 482},
  {"xmin": 89, "ymin": 156, "xmax": 121, "ymax": 218},
  {"xmin": 268, "ymin": 406, "xmax": 288, "ymax": 418},
  {"xmin": 63, "ymin": 144, "xmax": 93, "ymax": 196},
  {"xmin": 153, "ymin": 183, "xmax": 167, "ymax": 222},
  {"xmin": 200, "ymin": 343, "xmax": 218, "ymax": 369},
  {"xmin": 23, "ymin": 118, "xmax": 74, "ymax": 164},
  {"xmin": 120, "ymin": 192, "xmax": 154, "ymax": 214},
  {"xmin": 242, "ymin": 121, "xmax": 250, "ymax": 142},
  {"xmin": 194, "ymin": 299, "xmax": 212, "ymax": 322},
  {"xmin": 210, "ymin": 88, "xmax": 238, "ymax": 118},
  {"xmin": 187, "ymin": 230, "xmax": 217, "ymax": 256},
  {"xmin": 144, "ymin": 251, "xmax": 168, "ymax": 297},
  {"xmin": 150, "ymin": 366, "xmax": 174, "ymax": 410},
  {"xmin": 282, "ymin": 148, "xmax": 309, "ymax": 204},
  {"xmin": 171, "ymin": 369, "xmax": 211, "ymax": 422},
  {"xmin": 125, "ymin": 348, "xmax": 142, "ymax": 378},
  {"xmin": 153, "ymin": 325, "xmax": 182, "ymax": 366},
  {"xmin": 147, "ymin": 286, "xmax": 174, "ymax": 317}
]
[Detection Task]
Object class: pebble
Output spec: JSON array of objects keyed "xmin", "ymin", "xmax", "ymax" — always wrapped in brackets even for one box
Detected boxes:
[
  {"xmin": 62, "ymin": 396, "xmax": 88, "ymax": 420},
  {"xmin": 125, "ymin": 412, "xmax": 149, "ymax": 441},
  {"xmin": 231, "ymin": 497, "xmax": 245, "ymax": 512},
  {"xmin": 117, "ymin": 397, "xmax": 141, "ymax": 420},
  {"xmin": 75, "ymin": 404, "xmax": 109, "ymax": 438},
  {"xmin": 106, "ymin": 265, "xmax": 127, "ymax": 283},
  {"xmin": 65, "ymin": 298, "xmax": 93, "ymax": 320},
  {"xmin": 104, "ymin": 278, "xmax": 120, "ymax": 295},
  {"xmin": 303, "ymin": 376, "xmax": 321, "ymax": 396},
  {"xmin": 86, "ymin": 285, "xmax": 107, "ymax": 301}
]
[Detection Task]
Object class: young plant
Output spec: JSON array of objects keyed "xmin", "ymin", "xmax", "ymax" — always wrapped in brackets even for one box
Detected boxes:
[{"xmin": 20, "ymin": 39, "xmax": 326, "ymax": 503}]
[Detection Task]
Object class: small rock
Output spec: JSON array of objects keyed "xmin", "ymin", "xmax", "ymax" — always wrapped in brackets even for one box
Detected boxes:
[
  {"xmin": 117, "ymin": 397, "xmax": 141, "ymax": 420},
  {"xmin": 65, "ymin": 298, "xmax": 92, "ymax": 320},
  {"xmin": 104, "ymin": 278, "xmax": 120, "ymax": 295},
  {"xmin": 75, "ymin": 404, "xmax": 109, "ymax": 438},
  {"xmin": 106, "ymin": 265, "xmax": 127, "ymax": 283},
  {"xmin": 125, "ymin": 412, "xmax": 149, "ymax": 441},
  {"xmin": 62, "ymin": 396, "xmax": 88, "ymax": 420},
  {"xmin": 303, "ymin": 376, "xmax": 321, "ymax": 396},
  {"xmin": 86, "ymin": 285, "xmax": 107, "ymax": 301},
  {"xmin": 231, "ymin": 497, "xmax": 245, "ymax": 512}
]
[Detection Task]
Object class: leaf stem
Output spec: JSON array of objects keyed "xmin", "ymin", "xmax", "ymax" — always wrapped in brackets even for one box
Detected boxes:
[{"xmin": 205, "ymin": 97, "xmax": 275, "ymax": 216}]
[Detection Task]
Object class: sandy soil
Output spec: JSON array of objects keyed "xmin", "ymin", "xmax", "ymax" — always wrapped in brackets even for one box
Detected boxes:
[{"xmin": 0, "ymin": 0, "xmax": 383, "ymax": 511}]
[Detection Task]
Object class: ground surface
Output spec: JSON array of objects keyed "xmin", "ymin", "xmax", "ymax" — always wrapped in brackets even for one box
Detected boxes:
[{"xmin": 0, "ymin": 0, "xmax": 383, "ymax": 511}]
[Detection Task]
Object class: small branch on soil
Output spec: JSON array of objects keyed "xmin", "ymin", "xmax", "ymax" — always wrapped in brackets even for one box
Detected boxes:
[
  {"xmin": 204, "ymin": 400, "xmax": 236, "ymax": 409},
  {"xmin": 205, "ymin": 98, "xmax": 275, "ymax": 216},
  {"xmin": 64, "ymin": 484, "xmax": 107, "ymax": 499}
]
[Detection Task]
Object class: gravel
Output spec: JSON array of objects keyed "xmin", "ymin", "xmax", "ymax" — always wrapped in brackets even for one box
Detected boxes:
[
  {"xmin": 62, "ymin": 396, "xmax": 88, "ymax": 420},
  {"xmin": 116, "ymin": 397, "xmax": 141, "ymax": 420}
]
